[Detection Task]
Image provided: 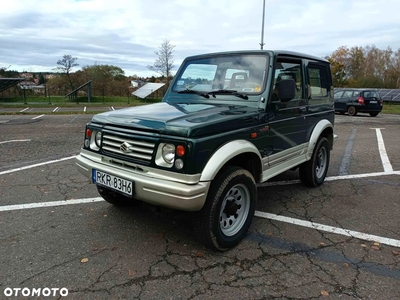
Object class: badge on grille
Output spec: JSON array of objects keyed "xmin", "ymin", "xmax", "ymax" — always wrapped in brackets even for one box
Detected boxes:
[{"xmin": 120, "ymin": 142, "xmax": 133, "ymax": 153}]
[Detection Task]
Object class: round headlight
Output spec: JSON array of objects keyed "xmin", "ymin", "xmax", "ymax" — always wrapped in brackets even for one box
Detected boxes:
[
  {"xmin": 162, "ymin": 144, "xmax": 175, "ymax": 164},
  {"xmin": 95, "ymin": 131, "xmax": 102, "ymax": 147}
]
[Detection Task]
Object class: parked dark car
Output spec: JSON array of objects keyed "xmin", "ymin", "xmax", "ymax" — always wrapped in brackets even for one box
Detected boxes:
[{"xmin": 334, "ymin": 89, "xmax": 383, "ymax": 116}]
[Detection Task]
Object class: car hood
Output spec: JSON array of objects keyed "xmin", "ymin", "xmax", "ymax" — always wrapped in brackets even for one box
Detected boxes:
[{"xmin": 91, "ymin": 102, "xmax": 260, "ymax": 137}]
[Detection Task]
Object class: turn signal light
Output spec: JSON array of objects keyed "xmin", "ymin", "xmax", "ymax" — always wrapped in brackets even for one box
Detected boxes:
[
  {"xmin": 176, "ymin": 145, "xmax": 185, "ymax": 156},
  {"xmin": 86, "ymin": 129, "xmax": 92, "ymax": 138}
]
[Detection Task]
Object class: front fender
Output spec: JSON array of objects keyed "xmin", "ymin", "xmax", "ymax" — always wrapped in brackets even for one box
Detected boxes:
[
  {"xmin": 200, "ymin": 140, "xmax": 262, "ymax": 182},
  {"xmin": 306, "ymin": 119, "xmax": 334, "ymax": 160}
]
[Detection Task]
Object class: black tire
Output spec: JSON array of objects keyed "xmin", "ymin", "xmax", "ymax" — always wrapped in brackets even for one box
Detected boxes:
[
  {"xmin": 193, "ymin": 166, "xmax": 257, "ymax": 251},
  {"xmin": 299, "ymin": 137, "xmax": 330, "ymax": 187},
  {"xmin": 96, "ymin": 185, "xmax": 136, "ymax": 206},
  {"xmin": 369, "ymin": 112, "xmax": 379, "ymax": 117},
  {"xmin": 347, "ymin": 106, "xmax": 357, "ymax": 116}
]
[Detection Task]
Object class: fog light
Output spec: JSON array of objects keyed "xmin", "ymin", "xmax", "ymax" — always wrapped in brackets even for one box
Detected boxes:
[{"xmin": 175, "ymin": 158, "xmax": 184, "ymax": 170}]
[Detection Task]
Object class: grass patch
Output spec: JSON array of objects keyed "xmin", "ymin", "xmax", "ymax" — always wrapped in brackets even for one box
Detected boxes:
[
  {"xmin": 0, "ymin": 96, "xmax": 162, "ymax": 107},
  {"xmin": 382, "ymin": 102, "xmax": 400, "ymax": 114}
]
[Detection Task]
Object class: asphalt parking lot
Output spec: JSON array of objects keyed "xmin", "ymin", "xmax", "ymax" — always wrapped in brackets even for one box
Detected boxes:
[{"xmin": 0, "ymin": 112, "xmax": 400, "ymax": 299}]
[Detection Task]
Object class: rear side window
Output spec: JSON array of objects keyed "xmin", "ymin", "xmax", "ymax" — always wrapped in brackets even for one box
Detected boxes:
[
  {"xmin": 363, "ymin": 91, "xmax": 379, "ymax": 98},
  {"xmin": 307, "ymin": 63, "xmax": 331, "ymax": 104}
]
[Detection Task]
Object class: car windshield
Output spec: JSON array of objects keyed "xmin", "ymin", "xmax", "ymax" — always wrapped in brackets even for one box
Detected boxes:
[{"xmin": 172, "ymin": 54, "xmax": 268, "ymax": 98}]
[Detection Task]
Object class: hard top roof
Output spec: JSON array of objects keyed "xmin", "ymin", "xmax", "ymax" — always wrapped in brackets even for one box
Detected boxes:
[{"xmin": 183, "ymin": 50, "xmax": 329, "ymax": 63}]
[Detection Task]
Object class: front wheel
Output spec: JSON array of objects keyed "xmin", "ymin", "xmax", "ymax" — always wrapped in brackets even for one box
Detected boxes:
[
  {"xmin": 193, "ymin": 166, "xmax": 257, "ymax": 251},
  {"xmin": 299, "ymin": 137, "xmax": 330, "ymax": 187}
]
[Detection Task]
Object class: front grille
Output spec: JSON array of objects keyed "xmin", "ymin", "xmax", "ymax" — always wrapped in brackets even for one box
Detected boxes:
[{"xmin": 101, "ymin": 132, "xmax": 156, "ymax": 162}]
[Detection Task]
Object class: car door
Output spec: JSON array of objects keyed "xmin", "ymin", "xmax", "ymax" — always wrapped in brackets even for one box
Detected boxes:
[
  {"xmin": 342, "ymin": 90, "xmax": 356, "ymax": 107},
  {"xmin": 265, "ymin": 57, "xmax": 307, "ymax": 169},
  {"xmin": 334, "ymin": 90, "xmax": 345, "ymax": 111}
]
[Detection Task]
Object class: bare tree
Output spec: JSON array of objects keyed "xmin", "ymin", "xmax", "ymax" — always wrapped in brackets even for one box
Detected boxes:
[
  {"xmin": 147, "ymin": 40, "xmax": 176, "ymax": 82},
  {"xmin": 56, "ymin": 55, "xmax": 79, "ymax": 90}
]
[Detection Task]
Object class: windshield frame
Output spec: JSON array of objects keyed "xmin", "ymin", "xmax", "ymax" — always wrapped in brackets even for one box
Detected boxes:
[{"xmin": 170, "ymin": 52, "xmax": 270, "ymax": 103}]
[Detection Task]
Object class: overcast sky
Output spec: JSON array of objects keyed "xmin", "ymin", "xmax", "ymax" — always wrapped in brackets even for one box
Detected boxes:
[{"xmin": 1, "ymin": 0, "xmax": 400, "ymax": 77}]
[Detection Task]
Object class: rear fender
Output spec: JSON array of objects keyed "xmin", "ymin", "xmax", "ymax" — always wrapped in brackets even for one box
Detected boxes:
[
  {"xmin": 200, "ymin": 140, "xmax": 262, "ymax": 182},
  {"xmin": 306, "ymin": 120, "xmax": 334, "ymax": 159}
]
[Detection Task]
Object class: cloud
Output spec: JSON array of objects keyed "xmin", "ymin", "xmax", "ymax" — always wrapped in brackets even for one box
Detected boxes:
[{"xmin": 1, "ymin": 0, "xmax": 400, "ymax": 76}]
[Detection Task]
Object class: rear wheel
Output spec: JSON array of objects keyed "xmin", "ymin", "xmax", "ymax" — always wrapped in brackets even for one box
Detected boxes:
[
  {"xmin": 347, "ymin": 106, "xmax": 357, "ymax": 116},
  {"xmin": 299, "ymin": 137, "xmax": 330, "ymax": 187},
  {"xmin": 193, "ymin": 166, "xmax": 257, "ymax": 251},
  {"xmin": 96, "ymin": 185, "xmax": 136, "ymax": 206},
  {"xmin": 369, "ymin": 112, "xmax": 379, "ymax": 117}
]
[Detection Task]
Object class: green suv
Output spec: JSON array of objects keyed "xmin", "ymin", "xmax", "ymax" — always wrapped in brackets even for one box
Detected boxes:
[{"xmin": 76, "ymin": 50, "xmax": 335, "ymax": 250}]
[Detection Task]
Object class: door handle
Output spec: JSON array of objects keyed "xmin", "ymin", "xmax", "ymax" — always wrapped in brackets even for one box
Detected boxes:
[{"xmin": 298, "ymin": 106, "xmax": 307, "ymax": 114}]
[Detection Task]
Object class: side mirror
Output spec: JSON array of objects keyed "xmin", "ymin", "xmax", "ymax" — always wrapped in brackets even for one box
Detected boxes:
[{"xmin": 278, "ymin": 79, "xmax": 296, "ymax": 102}]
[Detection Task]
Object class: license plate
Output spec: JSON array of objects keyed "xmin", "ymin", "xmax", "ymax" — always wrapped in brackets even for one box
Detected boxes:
[
  {"xmin": 93, "ymin": 170, "xmax": 133, "ymax": 196},
  {"xmin": 370, "ymin": 100, "xmax": 377, "ymax": 104}
]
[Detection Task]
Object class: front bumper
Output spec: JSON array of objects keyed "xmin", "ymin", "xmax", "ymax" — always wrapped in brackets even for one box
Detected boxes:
[{"xmin": 76, "ymin": 149, "xmax": 210, "ymax": 211}]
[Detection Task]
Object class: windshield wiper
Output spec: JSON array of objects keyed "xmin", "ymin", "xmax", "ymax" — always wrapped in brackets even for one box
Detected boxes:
[
  {"xmin": 177, "ymin": 89, "xmax": 209, "ymax": 98},
  {"xmin": 207, "ymin": 89, "xmax": 248, "ymax": 100}
]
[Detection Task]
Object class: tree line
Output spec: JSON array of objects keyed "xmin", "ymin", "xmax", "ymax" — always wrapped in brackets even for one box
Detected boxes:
[
  {"xmin": 327, "ymin": 45, "xmax": 400, "ymax": 89},
  {"xmin": 2, "ymin": 42, "xmax": 400, "ymax": 99},
  {"xmin": 48, "ymin": 55, "xmax": 131, "ymax": 97}
]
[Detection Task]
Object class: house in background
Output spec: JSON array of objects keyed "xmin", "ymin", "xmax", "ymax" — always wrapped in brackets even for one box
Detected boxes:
[{"xmin": 131, "ymin": 79, "xmax": 146, "ymax": 88}]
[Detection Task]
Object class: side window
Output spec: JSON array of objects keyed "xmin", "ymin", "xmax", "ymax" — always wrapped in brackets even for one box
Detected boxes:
[
  {"xmin": 343, "ymin": 91, "xmax": 353, "ymax": 98},
  {"xmin": 270, "ymin": 59, "xmax": 303, "ymax": 107},
  {"xmin": 334, "ymin": 91, "xmax": 344, "ymax": 99},
  {"xmin": 307, "ymin": 63, "xmax": 330, "ymax": 105}
]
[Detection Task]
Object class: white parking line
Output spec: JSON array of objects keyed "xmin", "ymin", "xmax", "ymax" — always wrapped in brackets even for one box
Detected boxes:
[
  {"xmin": 257, "ymin": 170, "xmax": 400, "ymax": 187},
  {"xmin": 255, "ymin": 211, "xmax": 400, "ymax": 248},
  {"xmin": 53, "ymin": 107, "xmax": 59, "ymax": 112},
  {"xmin": 20, "ymin": 107, "xmax": 29, "ymax": 112},
  {"xmin": 0, "ymin": 156, "xmax": 76, "ymax": 176},
  {"xmin": 372, "ymin": 128, "xmax": 393, "ymax": 173},
  {"xmin": 110, "ymin": 106, "xmax": 115, "ymax": 111},
  {"xmin": 32, "ymin": 114, "xmax": 45, "ymax": 120},
  {"xmin": 0, "ymin": 197, "xmax": 104, "ymax": 212},
  {"xmin": 84, "ymin": 107, "xmax": 87, "ymax": 112},
  {"xmin": 0, "ymin": 139, "xmax": 31, "ymax": 145},
  {"xmin": 0, "ymin": 196, "xmax": 399, "ymax": 248}
]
